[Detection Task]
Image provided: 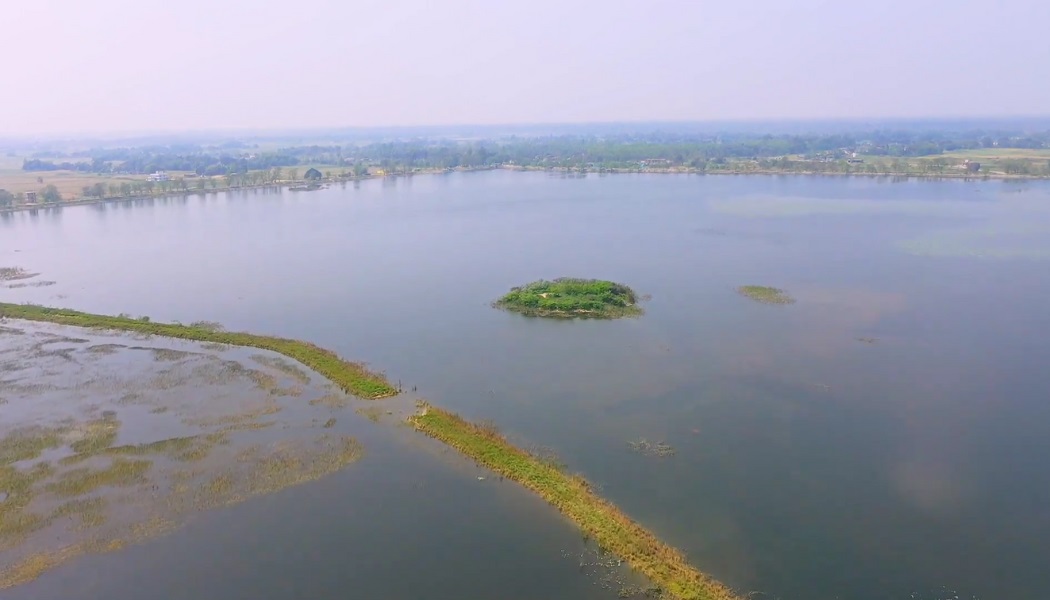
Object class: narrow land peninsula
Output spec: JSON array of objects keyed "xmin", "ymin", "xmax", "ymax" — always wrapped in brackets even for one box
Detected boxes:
[
  {"xmin": 495, "ymin": 278, "xmax": 643, "ymax": 319},
  {"xmin": 0, "ymin": 303, "xmax": 396, "ymax": 399},
  {"xmin": 410, "ymin": 403, "xmax": 739, "ymax": 600},
  {"xmin": 0, "ymin": 301, "xmax": 738, "ymax": 599}
]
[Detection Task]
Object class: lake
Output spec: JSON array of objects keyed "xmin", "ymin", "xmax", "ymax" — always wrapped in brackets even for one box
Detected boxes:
[{"xmin": 3, "ymin": 171, "xmax": 1050, "ymax": 600}]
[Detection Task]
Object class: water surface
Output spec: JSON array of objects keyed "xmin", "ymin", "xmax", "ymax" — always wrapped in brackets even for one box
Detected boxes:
[{"xmin": 3, "ymin": 171, "xmax": 1050, "ymax": 599}]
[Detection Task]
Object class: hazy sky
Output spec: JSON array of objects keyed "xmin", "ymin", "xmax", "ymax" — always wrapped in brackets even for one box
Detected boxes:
[{"xmin": 4, "ymin": 0, "xmax": 1049, "ymax": 135}]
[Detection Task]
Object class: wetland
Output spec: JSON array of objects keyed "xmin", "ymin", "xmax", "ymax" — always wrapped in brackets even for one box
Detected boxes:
[{"xmin": 3, "ymin": 171, "xmax": 1050, "ymax": 600}]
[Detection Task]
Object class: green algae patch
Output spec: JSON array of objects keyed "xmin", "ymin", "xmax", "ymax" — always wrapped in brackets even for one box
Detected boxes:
[
  {"xmin": 0, "ymin": 303, "xmax": 397, "ymax": 399},
  {"xmin": 409, "ymin": 403, "xmax": 739, "ymax": 600},
  {"xmin": 495, "ymin": 278, "xmax": 643, "ymax": 319},
  {"xmin": 736, "ymin": 285, "xmax": 795, "ymax": 305}
]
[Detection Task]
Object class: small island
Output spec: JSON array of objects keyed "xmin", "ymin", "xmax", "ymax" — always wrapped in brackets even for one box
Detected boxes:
[
  {"xmin": 495, "ymin": 278, "xmax": 643, "ymax": 319},
  {"xmin": 737, "ymin": 285, "xmax": 795, "ymax": 305}
]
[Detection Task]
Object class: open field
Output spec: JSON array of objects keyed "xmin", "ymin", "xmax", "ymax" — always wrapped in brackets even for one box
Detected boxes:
[
  {"xmin": 0, "ymin": 169, "xmax": 150, "ymax": 199},
  {"xmin": 941, "ymin": 148, "xmax": 1050, "ymax": 160}
]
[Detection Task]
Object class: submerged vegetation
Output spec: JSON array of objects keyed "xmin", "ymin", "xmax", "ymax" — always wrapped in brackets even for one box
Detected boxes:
[
  {"xmin": 627, "ymin": 439, "xmax": 676, "ymax": 458},
  {"xmin": 495, "ymin": 278, "xmax": 643, "ymax": 319},
  {"xmin": 736, "ymin": 285, "xmax": 795, "ymax": 305},
  {"xmin": 0, "ymin": 268, "xmax": 37, "ymax": 282},
  {"xmin": 0, "ymin": 303, "xmax": 396, "ymax": 399},
  {"xmin": 409, "ymin": 403, "xmax": 738, "ymax": 600},
  {"xmin": 0, "ymin": 326, "xmax": 370, "ymax": 589},
  {"xmin": 2, "ymin": 302, "xmax": 734, "ymax": 598}
]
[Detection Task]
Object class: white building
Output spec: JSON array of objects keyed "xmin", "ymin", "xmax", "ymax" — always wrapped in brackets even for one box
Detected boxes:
[{"xmin": 147, "ymin": 171, "xmax": 170, "ymax": 182}]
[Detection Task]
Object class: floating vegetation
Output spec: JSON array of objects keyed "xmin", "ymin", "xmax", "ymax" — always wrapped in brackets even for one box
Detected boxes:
[
  {"xmin": 0, "ymin": 268, "xmax": 37, "ymax": 282},
  {"xmin": 0, "ymin": 427, "xmax": 64, "ymax": 464},
  {"xmin": 565, "ymin": 545, "xmax": 664, "ymax": 598},
  {"xmin": 311, "ymin": 392, "xmax": 352, "ymax": 409},
  {"xmin": 354, "ymin": 405, "xmax": 384, "ymax": 423},
  {"xmin": 145, "ymin": 348, "xmax": 197, "ymax": 362},
  {"xmin": 627, "ymin": 439, "xmax": 676, "ymax": 458},
  {"xmin": 409, "ymin": 403, "xmax": 739, "ymax": 600},
  {"xmin": 0, "ymin": 303, "xmax": 396, "ymax": 399},
  {"xmin": 898, "ymin": 223, "xmax": 1050, "ymax": 261},
  {"xmin": 250, "ymin": 354, "xmax": 312, "ymax": 385},
  {"xmin": 45, "ymin": 459, "xmax": 152, "ymax": 497},
  {"xmin": 856, "ymin": 337, "xmax": 879, "ymax": 344},
  {"xmin": 50, "ymin": 497, "xmax": 108, "ymax": 531},
  {"xmin": 322, "ymin": 418, "xmax": 337, "ymax": 429},
  {"xmin": 86, "ymin": 344, "xmax": 126, "ymax": 355},
  {"xmin": 6, "ymin": 281, "xmax": 57, "ymax": 289},
  {"xmin": 736, "ymin": 285, "xmax": 795, "ymax": 305},
  {"xmin": 495, "ymin": 278, "xmax": 644, "ymax": 319},
  {"xmin": 198, "ymin": 342, "xmax": 230, "ymax": 352},
  {"xmin": 68, "ymin": 415, "xmax": 120, "ymax": 456}
]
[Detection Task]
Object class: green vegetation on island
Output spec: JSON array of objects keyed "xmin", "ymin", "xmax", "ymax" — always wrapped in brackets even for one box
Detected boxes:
[
  {"xmin": 409, "ymin": 403, "xmax": 739, "ymax": 600},
  {"xmin": 495, "ymin": 278, "xmax": 643, "ymax": 319},
  {"xmin": 0, "ymin": 303, "xmax": 396, "ymax": 399},
  {"xmin": 736, "ymin": 286, "xmax": 795, "ymax": 305}
]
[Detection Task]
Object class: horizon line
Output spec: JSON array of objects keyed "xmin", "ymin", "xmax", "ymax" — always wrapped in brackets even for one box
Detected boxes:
[{"xmin": 4, "ymin": 114, "xmax": 1050, "ymax": 143}]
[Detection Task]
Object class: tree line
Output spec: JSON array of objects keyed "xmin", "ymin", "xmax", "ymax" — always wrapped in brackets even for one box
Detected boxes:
[{"xmin": 18, "ymin": 128, "xmax": 1050, "ymax": 178}]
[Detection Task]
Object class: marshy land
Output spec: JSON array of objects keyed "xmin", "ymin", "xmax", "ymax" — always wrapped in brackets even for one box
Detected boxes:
[
  {"xmin": 0, "ymin": 319, "xmax": 369, "ymax": 589},
  {"xmin": 3, "ymin": 171, "xmax": 1049, "ymax": 600}
]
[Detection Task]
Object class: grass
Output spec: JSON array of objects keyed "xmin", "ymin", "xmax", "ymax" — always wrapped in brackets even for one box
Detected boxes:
[
  {"xmin": 409, "ymin": 403, "xmax": 739, "ymax": 600},
  {"xmin": 495, "ymin": 278, "xmax": 643, "ymax": 319},
  {"xmin": 942, "ymin": 148, "xmax": 1050, "ymax": 160},
  {"xmin": 45, "ymin": 459, "xmax": 152, "ymax": 497},
  {"xmin": 0, "ymin": 427, "xmax": 64, "ymax": 464},
  {"xmin": 0, "ymin": 169, "xmax": 144, "ymax": 198},
  {"xmin": 736, "ymin": 286, "xmax": 795, "ymax": 305},
  {"xmin": 0, "ymin": 303, "xmax": 397, "ymax": 399}
]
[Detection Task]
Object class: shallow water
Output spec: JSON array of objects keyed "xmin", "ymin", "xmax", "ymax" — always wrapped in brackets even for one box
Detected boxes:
[{"xmin": 3, "ymin": 171, "xmax": 1050, "ymax": 599}]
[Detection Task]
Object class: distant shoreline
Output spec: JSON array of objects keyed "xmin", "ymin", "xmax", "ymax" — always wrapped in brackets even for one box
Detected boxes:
[
  {"xmin": 502, "ymin": 164, "xmax": 1050, "ymax": 181},
  {"xmin": 2, "ymin": 166, "xmax": 1046, "ymax": 214}
]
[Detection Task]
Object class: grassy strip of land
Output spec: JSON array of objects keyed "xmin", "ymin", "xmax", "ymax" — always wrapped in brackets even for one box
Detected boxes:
[
  {"xmin": 495, "ymin": 278, "xmax": 643, "ymax": 319},
  {"xmin": 2, "ymin": 302, "xmax": 733, "ymax": 598},
  {"xmin": 0, "ymin": 303, "xmax": 396, "ymax": 399},
  {"xmin": 409, "ymin": 403, "xmax": 739, "ymax": 600}
]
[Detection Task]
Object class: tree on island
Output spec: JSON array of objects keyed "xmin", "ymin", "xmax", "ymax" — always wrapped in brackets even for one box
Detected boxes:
[
  {"xmin": 304, "ymin": 168, "xmax": 323, "ymax": 181},
  {"xmin": 0, "ymin": 189, "xmax": 14, "ymax": 207},
  {"xmin": 495, "ymin": 278, "xmax": 643, "ymax": 319}
]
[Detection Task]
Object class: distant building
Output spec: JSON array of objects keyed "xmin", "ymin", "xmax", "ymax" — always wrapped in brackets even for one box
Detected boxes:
[
  {"xmin": 23, "ymin": 191, "xmax": 37, "ymax": 203},
  {"xmin": 303, "ymin": 168, "xmax": 323, "ymax": 181},
  {"xmin": 147, "ymin": 171, "xmax": 170, "ymax": 182}
]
